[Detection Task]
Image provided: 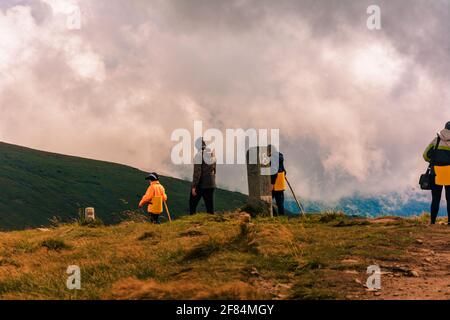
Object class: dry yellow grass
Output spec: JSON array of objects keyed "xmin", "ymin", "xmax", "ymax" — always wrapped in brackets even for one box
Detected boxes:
[
  {"xmin": 110, "ymin": 278, "xmax": 267, "ymax": 300},
  {"xmin": 0, "ymin": 212, "xmax": 448, "ymax": 300}
]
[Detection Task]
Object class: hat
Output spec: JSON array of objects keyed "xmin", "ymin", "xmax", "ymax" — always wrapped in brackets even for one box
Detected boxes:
[
  {"xmin": 445, "ymin": 122, "xmax": 450, "ymax": 130},
  {"xmin": 195, "ymin": 137, "xmax": 207, "ymax": 151},
  {"xmin": 145, "ymin": 172, "xmax": 159, "ymax": 181}
]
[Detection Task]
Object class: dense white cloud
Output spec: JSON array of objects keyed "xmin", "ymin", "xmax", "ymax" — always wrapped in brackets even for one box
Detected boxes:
[{"xmin": 0, "ymin": 0, "xmax": 449, "ymax": 201}]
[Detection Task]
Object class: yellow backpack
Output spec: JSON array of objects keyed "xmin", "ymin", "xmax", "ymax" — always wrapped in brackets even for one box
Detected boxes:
[
  {"xmin": 150, "ymin": 196, "xmax": 163, "ymax": 214},
  {"xmin": 274, "ymin": 172, "xmax": 286, "ymax": 191},
  {"xmin": 434, "ymin": 165, "xmax": 450, "ymax": 186}
]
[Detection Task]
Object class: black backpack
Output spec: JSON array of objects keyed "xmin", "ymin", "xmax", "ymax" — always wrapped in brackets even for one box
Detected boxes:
[{"xmin": 419, "ymin": 134, "xmax": 441, "ymax": 190}]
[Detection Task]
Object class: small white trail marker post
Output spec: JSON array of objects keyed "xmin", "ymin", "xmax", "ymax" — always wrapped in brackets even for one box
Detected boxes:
[{"xmin": 85, "ymin": 207, "xmax": 95, "ymax": 221}]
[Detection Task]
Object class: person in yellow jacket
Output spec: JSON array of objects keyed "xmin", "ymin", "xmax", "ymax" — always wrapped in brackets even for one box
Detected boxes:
[
  {"xmin": 138, "ymin": 172, "xmax": 168, "ymax": 224},
  {"xmin": 423, "ymin": 122, "xmax": 450, "ymax": 225}
]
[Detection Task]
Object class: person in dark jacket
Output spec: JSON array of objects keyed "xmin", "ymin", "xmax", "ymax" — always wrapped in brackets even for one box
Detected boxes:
[
  {"xmin": 268, "ymin": 145, "xmax": 286, "ymax": 216},
  {"xmin": 423, "ymin": 121, "xmax": 450, "ymax": 225},
  {"xmin": 189, "ymin": 138, "xmax": 217, "ymax": 214}
]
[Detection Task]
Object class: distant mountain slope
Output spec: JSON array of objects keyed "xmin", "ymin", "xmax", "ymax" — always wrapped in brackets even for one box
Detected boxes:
[
  {"xmin": 286, "ymin": 191, "xmax": 432, "ymax": 217},
  {"xmin": 0, "ymin": 142, "xmax": 247, "ymax": 230}
]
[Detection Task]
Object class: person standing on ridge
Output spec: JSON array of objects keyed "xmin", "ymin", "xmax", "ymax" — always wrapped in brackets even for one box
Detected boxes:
[
  {"xmin": 268, "ymin": 144, "xmax": 287, "ymax": 216},
  {"xmin": 139, "ymin": 172, "xmax": 168, "ymax": 224},
  {"xmin": 423, "ymin": 122, "xmax": 450, "ymax": 225},
  {"xmin": 190, "ymin": 138, "xmax": 217, "ymax": 215}
]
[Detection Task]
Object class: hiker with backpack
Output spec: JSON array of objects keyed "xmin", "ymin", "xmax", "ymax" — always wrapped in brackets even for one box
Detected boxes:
[
  {"xmin": 139, "ymin": 172, "xmax": 168, "ymax": 224},
  {"xmin": 422, "ymin": 122, "xmax": 450, "ymax": 225},
  {"xmin": 190, "ymin": 138, "xmax": 217, "ymax": 215},
  {"xmin": 268, "ymin": 144, "xmax": 287, "ymax": 216}
]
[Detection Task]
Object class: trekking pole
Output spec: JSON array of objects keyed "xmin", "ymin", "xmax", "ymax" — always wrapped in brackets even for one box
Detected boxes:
[
  {"xmin": 164, "ymin": 201, "xmax": 172, "ymax": 223},
  {"xmin": 285, "ymin": 177, "xmax": 306, "ymax": 216}
]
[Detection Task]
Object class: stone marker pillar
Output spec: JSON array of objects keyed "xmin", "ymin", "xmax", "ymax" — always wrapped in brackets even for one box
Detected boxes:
[{"xmin": 246, "ymin": 146, "xmax": 273, "ymax": 217}]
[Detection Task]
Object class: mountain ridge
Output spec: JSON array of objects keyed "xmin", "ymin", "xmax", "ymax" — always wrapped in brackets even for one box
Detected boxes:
[{"xmin": 0, "ymin": 141, "xmax": 247, "ymax": 230}]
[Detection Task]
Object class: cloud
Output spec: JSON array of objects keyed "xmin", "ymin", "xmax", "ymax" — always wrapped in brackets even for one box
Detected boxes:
[{"xmin": 0, "ymin": 0, "xmax": 449, "ymax": 201}]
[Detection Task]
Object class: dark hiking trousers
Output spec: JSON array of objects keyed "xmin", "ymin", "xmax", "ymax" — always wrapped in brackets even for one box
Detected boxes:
[
  {"xmin": 431, "ymin": 181, "xmax": 450, "ymax": 224},
  {"xmin": 272, "ymin": 190, "xmax": 285, "ymax": 216},
  {"xmin": 150, "ymin": 214, "xmax": 160, "ymax": 224},
  {"xmin": 190, "ymin": 188, "xmax": 215, "ymax": 215}
]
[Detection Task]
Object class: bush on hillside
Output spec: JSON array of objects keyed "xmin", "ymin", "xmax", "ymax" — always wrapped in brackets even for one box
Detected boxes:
[
  {"xmin": 40, "ymin": 238, "xmax": 72, "ymax": 251},
  {"xmin": 319, "ymin": 210, "xmax": 347, "ymax": 223},
  {"xmin": 76, "ymin": 209, "xmax": 104, "ymax": 227}
]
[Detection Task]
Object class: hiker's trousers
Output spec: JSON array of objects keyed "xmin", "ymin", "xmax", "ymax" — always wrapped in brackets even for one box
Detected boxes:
[
  {"xmin": 431, "ymin": 181, "xmax": 450, "ymax": 224},
  {"xmin": 272, "ymin": 190, "xmax": 285, "ymax": 216},
  {"xmin": 150, "ymin": 213, "xmax": 160, "ymax": 224},
  {"xmin": 190, "ymin": 187, "xmax": 215, "ymax": 215}
]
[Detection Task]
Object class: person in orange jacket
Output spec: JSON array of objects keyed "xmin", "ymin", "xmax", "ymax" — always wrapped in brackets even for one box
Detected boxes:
[{"xmin": 138, "ymin": 172, "xmax": 168, "ymax": 224}]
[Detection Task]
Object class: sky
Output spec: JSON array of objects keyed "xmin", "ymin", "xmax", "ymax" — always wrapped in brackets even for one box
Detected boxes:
[{"xmin": 0, "ymin": 0, "xmax": 449, "ymax": 201}]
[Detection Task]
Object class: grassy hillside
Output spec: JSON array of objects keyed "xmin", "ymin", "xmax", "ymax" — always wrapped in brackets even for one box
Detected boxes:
[
  {"xmin": 0, "ymin": 142, "xmax": 247, "ymax": 230},
  {"xmin": 0, "ymin": 212, "xmax": 448, "ymax": 300}
]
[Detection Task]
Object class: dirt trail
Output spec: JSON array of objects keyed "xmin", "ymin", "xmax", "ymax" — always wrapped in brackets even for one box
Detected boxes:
[{"xmin": 368, "ymin": 225, "xmax": 450, "ymax": 300}]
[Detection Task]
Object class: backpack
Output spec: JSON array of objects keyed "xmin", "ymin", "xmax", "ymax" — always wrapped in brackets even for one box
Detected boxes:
[{"xmin": 419, "ymin": 134, "xmax": 441, "ymax": 190}]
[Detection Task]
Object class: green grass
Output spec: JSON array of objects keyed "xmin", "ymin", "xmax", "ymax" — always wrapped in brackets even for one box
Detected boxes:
[
  {"xmin": 0, "ymin": 141, "xmax": 247, "ymax": 230},
  {"xmin": 0, "ymin": 212, "xmax": 441, "ymax": 300}
]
